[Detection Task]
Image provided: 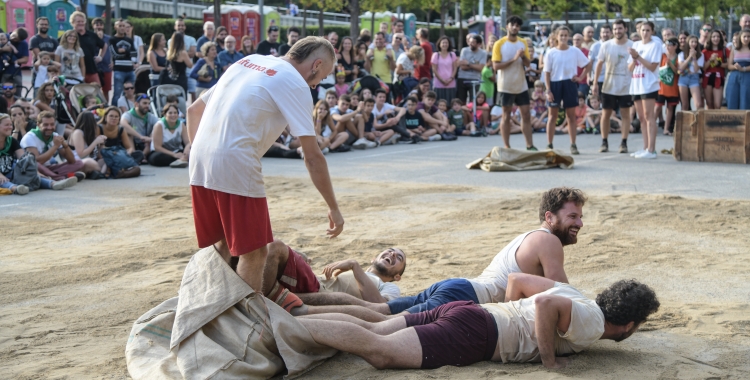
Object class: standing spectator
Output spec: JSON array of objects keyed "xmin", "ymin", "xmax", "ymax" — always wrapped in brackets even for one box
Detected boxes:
[
  {"xmin": 327, "ymin": 32, "xmax": 339, "ymax": 51},
  {"xmin": 196, "ymin": 21, "xmax": 215, "ymax": 58},
  {"xmin": 149, "ymin": 104, "xmax": 191, "ymax": 167},
  {"xmin": 120, "ymin": 94, "xmax": 157, "ymax": 161},
  {"xmin": 588, "ymin": 24, "xmax": 612, "ymax": 94},
  {"xmin": 678, "ymin": 31, "xmax": 689, "ymax": 53},
  {"xmin": 279, "ymin": 26, "xmax": 300, "ymax": 56},
  {"xmin": 217, "ymin": 36, "xmax": 243, "ymax": 71},
  {"xmin": 91, "ymin": 18, "xmax": 113, "ymax": 98},
  {"xmin": 30, "ymin": 17, "xmax": 58, "ymax": 92},
  {"xmin": 493, "ymin": 16, "xmax": 535, "ymax": 150},
  {"xmin": 191, "ymin": 42, "xmax": 222, "ymax": 97},
  {"xmin": 415, "ymin": 28, "xmax": 432, "ymax": 81},
  {"xmin": 582, "ymin": 26, "xmax": 597, "ymax": 50},
  {"xmin": 628, "ymin": 21, "xmax": 663, "ymax": 159},
  {"xmin": 355, "ymin": 41, "xmax": 368, "ymax": 72},
  {"xmin": 55, "ymin": 30, "xmax": 85, "ymax": 85},
  {"xmin": 698, "ymin": 23, "xmax": 712, "ymax": 48},
  {"xmin": 591, "ymin": 20, "xmax": 633, "ymax": 154},
  {"xmin": 726, "ymin": 29, "xmax": 750, "ymax": 110},
  {"xmin": 160, "ymin": 32, "xmax": 193, "ymax": 94},
  {"xmin": 543, "ymin": 26, "xmax": 590, "ymax": 154},
  {"xmin": 172, "ymin": 18, "xmax": 198, "ymax": 100},
  {"xmin": 657, "ymin": 37, "xmax": 680, "ymax": 136},
  {"xmin": 109, "ymin": 20, "xmax": 137, "ymax": 107},
  {"xmin": 702, "ymin": 30, "xmax": 729, "ymax": 109},
  {"xmin": 148, "ymin": 33, "xmax": 167, "ymax": 87},
  {"xmin": 70, "ymin": 11, "xmax": 106, "ymax": 86},
  {"xmin": 572, "ymin": 34, "xmax": 590, "ymax": 95},
  {"xmin": 124, "ymin": 20, "xmax": 145, "ymax": 64},
  {"xmin": 215, "ymin": 26, "xmax": 228, "ymax": 53},
  {"xmin": 0, "ymin": 28, "xmax": 29, "ymax": 96},
  {"xmin": 677, "ymin": 35, "xmax": 704, "ymax": 111},
  {"xmin": 257, "ymin": 26, "xmax": 281, "ymax": 56},
  {"xmin": 21, "ymin": 110, "xmax": 84, "ymax": 181},
  {"xmin": 240, "ymin": 36, "xmax": 255, "ymax": 56},
  {"xmin": 480, "ymin": 58, "xmax": 495, "ymax": 106},
  {"xmin": 391, "ymin": 33, "xmax": 406, "ymax": 58},
  {"xmin": 431, "ymin": 36, "xmax": 458, "ymax": 103},
  {"xmin": 393, "ymin": 20, "xmax": 406, "ymax": 38},
  {"xmin": 117, "ymin": 81, "xmax": 136, "ymax": 112},
  {"xmin": 457, "ymin": 35, "xmax": 487, "ymax": 104},
  {"xmin": 365, "ymin": 32, "xmax": 395, "ymax": 85},
  {"xmin": 337, "ymin": 37, "xmax": 358, "ymax": 82},
  {"xmin": 67, "ymin": 111, "xmax": 107, "ymax": 178}
]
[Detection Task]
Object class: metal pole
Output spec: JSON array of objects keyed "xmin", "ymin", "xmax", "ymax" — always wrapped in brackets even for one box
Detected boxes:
[
  {"xmin": 259, "ymin": 0, "xmax": 265, "ymax": 40},
  {"xmin": 115, "ymin": 0, "xmax": 121, "ymax": 19},
  {"xmin": 172, "ymin": 0, "xmax": 178, "ymax": 19},
  {"xmin": 397, "ymin": 6, "xmax": 401, "ymax": 21},
  {"xmin": 500, "ymin": 0, "xmax": 507, "ymax": 34},
  {"xmin": 478, "ymin": 0, "xmax": 484, "ymax": 17}
]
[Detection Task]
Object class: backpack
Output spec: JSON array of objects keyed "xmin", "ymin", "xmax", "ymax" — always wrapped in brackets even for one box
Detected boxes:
[
  {"xmin": 13, "ymin": 151, "xmax": 41, "ymax": 191},
  {"xmin": 100, "ymin": 145, "xmax": 140, "ymax": 178}
]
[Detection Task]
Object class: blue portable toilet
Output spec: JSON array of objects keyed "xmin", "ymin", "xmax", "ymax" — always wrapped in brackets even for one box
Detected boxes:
[{"xmin": 36, "ymin": 0, "xmax": 76, "ymax": 39}]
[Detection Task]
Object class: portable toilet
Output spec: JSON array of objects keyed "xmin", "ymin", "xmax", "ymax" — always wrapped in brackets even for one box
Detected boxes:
[
  {"xmin": 0, "ymin": 2, "xmax": 7, "ymax": 34},
  {"xmin": 37, "ymin": 0, "xmax": 76, "ymax": 38},
  {"xmin": 203, "ymin": 6, "xmax": 229, "ymax": 29},
  {"xmin": 403, "ymin": 13, "xmax": 417, "ymax": 40},
  {"xmin": 238, "ymin": 6, "xmax": 261, "ymax": 46},
  {"xmin": 247, "ymin": 5, "xmax": 279, "ymax": 39},
  {"xmin": 7, "ymin": 0, "xmax": 35, "ymax": 66},
  {"xmin": 226, "ymin": 6, "xmax": 243, "ymax": 41}
]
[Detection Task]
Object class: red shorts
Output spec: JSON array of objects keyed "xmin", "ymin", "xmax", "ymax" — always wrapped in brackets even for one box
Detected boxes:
[
  {"xmin": 278, "ymin": 246, "xmax": 320, "ymax": 293},
  {"xmin": 190, "ymin": 185, "xmax": 273, "ymax": 256}
]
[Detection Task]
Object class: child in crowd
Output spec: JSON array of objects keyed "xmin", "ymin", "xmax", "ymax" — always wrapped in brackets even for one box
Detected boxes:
[
  {"xmin": 360, "ymin": 88, "xmax": 373, "ymax": 100},
  {"xmin": 489, "ymin": 105, "xmax": 502, "ymax": 135},
  {"xmin": 586, "ymin": 95, "xmax": 621, "ymax": 133},
  {"xmin": 464, "ymin": 91, "xmax": 491, "ymax": 130},
  {"xmin": 437, "ymin": 99, "xmax": 448, "ymax": 117},
  {"xmin": 361, "ymin": 98, "xmax": 396, "ymax": 145},
  {"xmin": 530, "ymin": 80, "xmax": 548, "ymax": 131},
  {"xmin": 480, "ymin": 57, "xmax": 495, "ymax": 105},
  {"xmin": 82, "ymin": 95, "xmax": 106, "ymax": 121},
  {"xmin": 402, "ymin": 96, "xmax": 431, "ymax": 142},
  {"xmin": 349, "ymin": 93, "xmax": 360, "ymax": 110},
  {"xmin": 573, "ymin": 92, "xmax": 587, "ymax": 134},
  {"xmin": 0, "ymin": 33, "xmax": 15, "ymax": 74},
  {"xmin": 334, "ymin": 70, "xmax": 349, "ymax": 97},
  {"xmin": 447, "ymin": 99, "xmax": 477, "ymax": 136},
  {"xmin": 33, "ymin": 52, "xmax": 60, "ymax": 96},
  {"xmin": 325, "ymin": 90, "xmax": 338, "ymax": 109}
]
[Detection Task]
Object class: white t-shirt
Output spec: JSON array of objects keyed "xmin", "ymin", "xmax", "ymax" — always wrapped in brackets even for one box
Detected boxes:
[
  {"xmin": 395, "ymin": 52, "xmax": 414, "ymax": 82},
  {"xmin": 598, "ymin": 39, "xmax": 634, "ymax": 96},
  {"xmin": 20, "ymin": 131, "xmax": 64, "ymax": 166},
  {"xmin": 189, "ymin": 55, "xmax": 315, "ymax": 197},
  {"xmin": 373, "ymin": 102, "xmax": 397, "ymax": 119},
  {"xmin": 628, "ymin": 39, "xmax": 663, "ymax": 95},
  {"xmin": 480, "ymin": 283, "xmax": 605, "ymax": 363},
  {"xmin": 317, "ymin": 271, "xmax": 400, "ymax": 300},
  {"xmin": 677, "ymin": 51, "xmax": 705, "ymax": 75},
  {"xmin": 493, "ymin": 36, "xmax": 530, "ymax": 94},
  {"xmin": 543, "ymin": 47, "xmax": 589, "ymax": 82}
]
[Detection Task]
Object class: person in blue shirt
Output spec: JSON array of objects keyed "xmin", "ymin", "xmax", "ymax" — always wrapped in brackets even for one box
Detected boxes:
[
  {"xmin": 217, "ymin": 35, "xmax": 244, "ymax": 71},
  {"xmin": 0, "ymin": 28, "xmax": 29, "ymax": 97},
  {"xmin": 190, "ymin": 42, "xmax": 222, "ymax": 96}
]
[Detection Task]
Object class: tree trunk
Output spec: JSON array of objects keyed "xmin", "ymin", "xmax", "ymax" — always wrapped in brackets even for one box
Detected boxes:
[
  {"xmin": 214, "ymin": 0, "xmax": 222, "ymax": 28},
  {"xmin": 565, "ymin": 9, "xmax": 570, "ymax": 28},
  {"xmin": 679, "ymin": 17, "xmax": 683, "ymax": 34},
  {"xmin": 371, "ymin": 11, "xmax": 376, "ymax": 36},
  {"xmin": 302, "ymin": 6, "xmax": 307, "ymax": 37},
  {"xmin": 349, "ymin": 0, "xmax": 360, "ymax": 41},
  {"xmin": 80, "ymin": 0, "xmax": 89, "ymax": 17},
  {"xmin": 104, "ymin": 0, "xmax": 112, "ymax": 35},
  {"xmin": 318, "ymin": 4, "xmax": 325, "ymax": 36},
  {"xmin": 440, "ymin": 1, "xmax": 447, "ymax": 37}
]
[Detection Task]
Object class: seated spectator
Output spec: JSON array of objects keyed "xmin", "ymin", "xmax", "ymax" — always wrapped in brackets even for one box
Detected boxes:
[
  {"xmin": 190, "ymin": 42, "xmax": 222, "ymax": 96},
  {"xmin": 100, "ymin": 106, "xmax": 144, "ymax": 165},
  {"xmin": 148, "ymin": 104, "xmax": 190, "ymax": 168},
  {"xmin": 217, "ymin": 35, "xmax": 243, "ymax": 71},
  {"xmin": 488, "ymin": 104, "xmax": 503, "ymax": 135},
  {"xmin": 82, "ymin": 94, "xmax": 106, "ymax": 121},
  {"xmin": 10, "ymin": 104, "xmax": 34, "ymax": 140},
  {"xmin": 2, "ymin": 112, "xmax": 77, "ymax": 193},
  {"xmin": 361, "ymin": 98, "xmax": 397, "ymax": 145},
  {"xmin": 33, "ymin": 82, "xmax": 56, "ymax": 114},
  {"xmin": 464, "ymin": 90, "xmax": 490, "ymax": 129},
  {"xmin": 530, "ymin": 80, "xmax": 548, "ymax": 131},
  {"xmin": 360, "ymin": 87, "xmax": 373, "ymax": 101},
  {"xmin": 400, "ymin": 96, "xmax": 432, "ymax": 142},
  {"xmin": 331, "ymin": 94, "xmax": 376, "ymax": 149},
  {"xmin": 120, "ymin": 93, "xmax": 157, "ymax": 162},
  {"xmin": 117, "ymin": 81, "xmax": 136, "ymax": 112},
  {"xmin": 55, "ymin": 30, "xmax": 85, "ymax": 85},
  {"xmin": 164, "ymin": 94, "xmax": 185, "ymax": 120},
  {"xmin": 312, "ymin": 99, "xmax": 349, "ymax": 153},
  {"xmin": 413, "ymin": 77, "xmax": 431, "ymax": 101},
  {"xmin": 325, "ymin": 89, "xmax": 338, "ymax": 109},
  {"xmin": 586, "ymin": 95, "xmax": 620, "ymax": 133},
  {"xmin": 2, "ymin": 81, "xmax": 18, "ymax": 105},
  {"xmin": 417, "ymin": 91, "xmax": 448, "ymax": 138},
  {"xmin": 33, "ymin": 52, "xmax": 60, "ymax": 96},
  {"xmin": 67, "ymin": 111, "xmax": 107, "ymax": 179},
  {"xmin": 349, "ymin": 93, "xmax": 361, "ymax": 109},
  {"xmin": 334, "ymin": 71, "xmax": 349, "ymax": 97},
  {"xmin": 447, "ymin": 99, "xmax": 477, "ymax": 136},
  {"xmin": 573, "ymin": 92, "xmax": 587, "ymax": 134},
  {"xmin": 20, "ymin": 110, "xmax": 84, "ymax": 182},
  {"xmin": 15, "ymin": 98, "xmax": 38, "ymax": 121}
]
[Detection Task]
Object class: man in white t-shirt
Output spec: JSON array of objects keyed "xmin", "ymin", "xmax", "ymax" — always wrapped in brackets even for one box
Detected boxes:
[
  {"xmin": 258, "ymin": 241, "xmax": 406, "ymax": 313},
  {"xmin": 492, "ymin": 16, "xmax": 536, "ymax": 151},
  {"xmin": 592, "ymin": 19, "xmax": 633, "ymax": 154},
  {"xmin": 627, "ymin": 21, "xmax": 663, "ymax": 159},
  {"xmin": 298, "ymin": 187, "xmax": 584, "ymax": 322},
  {"xmin": 543, "ymin": 26, "xmax": 590, "ymax": 155},
  {"xmin": 298, "ymin": 273, "xmax": 660, "ymax": 370},
  {"xmin": 20, "ymin": 110, "xmax": 85, "ymax": 182},
  {"xmin": 186, "ymin": 37, "xmax": 344, "ymax": 302}
]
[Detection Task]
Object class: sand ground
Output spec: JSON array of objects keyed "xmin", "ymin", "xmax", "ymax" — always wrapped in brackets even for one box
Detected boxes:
[{"xmin": 1, "ymin": 175, "xmax": 750, "ymax": 379}]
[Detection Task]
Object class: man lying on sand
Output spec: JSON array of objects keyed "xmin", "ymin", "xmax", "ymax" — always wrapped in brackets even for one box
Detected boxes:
[
  {"xmin": 298, "ymin": 273, "xmax": 660, "ymax": 370},
  {"xmin": 293, "ymin": 187, "xmax": 584, "ymax": 321},
  {"xmin": 251, "ymin": 240, "xmax": 407, "ymax": 312}
]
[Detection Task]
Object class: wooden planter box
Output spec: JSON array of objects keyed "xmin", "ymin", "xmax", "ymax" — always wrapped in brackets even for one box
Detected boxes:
[{"xmin": 674, "ymin": 110, "xmax": 750, "ymax": 164}]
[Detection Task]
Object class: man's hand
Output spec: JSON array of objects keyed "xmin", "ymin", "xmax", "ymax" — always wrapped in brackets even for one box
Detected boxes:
[
  {"xmin": 94, "ymin": 56, "xmax": 102, "ymax": 63},
  {"xmin": 322, "ymin": 259, "xmax": 357, "ymax": 279},
  {"xmin": 52, "ymin": 135, "xmax": 64, "ymax": 147},
  {"xmin": 591, "ymin": 83, "xmax": 599, "ymax": 97},
  {"xmin": 628, "ymin": 48, "xmax": 639, "ymax": 59},
  {"xmin": 327, "ymin": 208, "xmax": 344, "ymax": 238},
  {"xmin": 140, "ymin": 136, "xmax": 152, "ymax": 143},
  {"xmin": 94, "ymin": 134, "xmax": 107, "ymax": 146},
  {"xmin": 544, "ymin": 356, "xmax": 571, "ymax": 369},
  {"xmin": 514, "ymin": 49, "xmax": 524, "ymax": 61},
  {"xmin": 0, "ymin": 173, "xmax": 8, "ymax": 185}
]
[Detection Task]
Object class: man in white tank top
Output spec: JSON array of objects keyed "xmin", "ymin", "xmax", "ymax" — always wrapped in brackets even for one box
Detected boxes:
[{"xmin": 296, "ymin": 187, "xmax": 587, "ymax": 322}]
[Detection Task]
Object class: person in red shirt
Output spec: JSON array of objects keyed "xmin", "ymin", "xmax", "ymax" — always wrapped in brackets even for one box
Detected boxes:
[
  {"xmin": 702, "ymin": 30, "xmax": 730, "ymax": 109},
  {"xmin": 416, "ymin": 28, "xmax": 433, "ymax": 81}
]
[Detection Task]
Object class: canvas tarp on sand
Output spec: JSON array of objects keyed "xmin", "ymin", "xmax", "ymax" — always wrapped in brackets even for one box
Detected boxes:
[
  {"xmin": 466, "ymin": 147, "xmax": 575, "ymax": 171},
  {"xmin": 125, "ymin": 246, "xmax": 337, "ymax": 380}
]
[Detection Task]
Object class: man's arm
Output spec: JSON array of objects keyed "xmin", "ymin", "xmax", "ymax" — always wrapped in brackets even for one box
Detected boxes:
[
  {"xmin": 187, "ymin": 98, "xmax": 206, "ymax": 143},
  {"xmin": 418, "ymin": 109, "xmax": 444, "ymax": 126},
  {"xmin": 505, "ymin": 273, "xmax": 556, "ymax": 302},
  {"xmin": 322, "ymin": 260, "xmax": 387, "ymax": 303},
  {"xmin": 535, "ymin": 294, "xmax": 573, "ymax": 369},
  {"xmin": 331, "ymin": 109, "xmax": 358, "ymax": 123},
  {"xmin": 60, "ymin": 140, "xmax": 76, "ymax": 163},
  {"xmin": 299, "ymin": 135, "xmax": 344, "ymax": 238}
]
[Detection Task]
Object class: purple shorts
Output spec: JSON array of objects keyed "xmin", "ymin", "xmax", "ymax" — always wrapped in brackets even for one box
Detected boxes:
[{"xmin": 404, "ymin": 300, "xmax": 498, "ymax": 369}]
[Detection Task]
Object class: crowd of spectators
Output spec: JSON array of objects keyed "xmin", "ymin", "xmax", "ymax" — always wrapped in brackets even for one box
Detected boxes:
[{"xmin": 3, "ymin": 13, "xmax": 750, "ymax": 195}]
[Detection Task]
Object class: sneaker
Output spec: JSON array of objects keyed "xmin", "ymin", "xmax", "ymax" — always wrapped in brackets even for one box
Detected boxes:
[
  {"xmin": 331, "ymin": 144, "xmax": 351, "ymax": 153},
  {"xmin": 428, "ymin": 134, "xmax": 442, "ymax": 141},
  {"xmin": 386, "ymin": 134, "xmax": 400, "ymax": 145},
  {"xmin": 546, "ymin": 143, "xmax": 554, "ymax": 150},
  {"xmin": 481, "ymin": 127, "xmax": 488, "ymax": 137},
  {"xmin": 599, "ymin": 142, "xmax": 609, "ymax": 153},
  {"xmin": 352, "ymin": 138, "xmax": 369, "ymax": 150},
  {"xmin": 527, "ymin": 145, "xmax": 538, "ymax": 151},
  {"xmin": 89, "ymin": 170, "xmax": 106, "ymax": 180},
  {"xmin": 321, "ymin": 147, "xmax": 329, "ymax": 154},
  {"xmin": 13, "ymin": 185, "xmax": 29, "ymax": 195},
  {"xmin": 52, "ymin": 176, "xmax": 78, "ymax": 190},
  {"xmin": 635, "ymin": 150, "xmax": 657, "ymax": 159},
  {"xmin": 170, "ymin": 159, "xmax": 189, "ymax": 168},
  {"xmin": 398, "ymin": 136, "xmax": 413, "ymax": 144},
  {"xmin": 364, "ymin": 139, "xmax": 378, "ymax": 148},
  {"xmin": 570, "ymin": 144, "xmax": 580, "ymax": 155},
  {"xmin": 630, "ymin": 149, "xmax": 646, "ymax": 157},
  {"xmin": 74, "ymin": 171, "xmax": 85, "ymax": 181},
  {"xmin": 619, "ymin": 142, "xmax": 628, "ymax": 154},
  {"xmin": 410, "ymin": 135, "xmax": 421, "ymax": 144}
]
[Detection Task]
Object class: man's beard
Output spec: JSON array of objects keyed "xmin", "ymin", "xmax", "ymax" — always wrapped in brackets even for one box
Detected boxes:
[
  {"xmin": 509, "ymin": 31, "xmax": 518, "ymax": 37},
  {"xmin": 550, "ymin": 222, "xmax": 578, "ymax": 246},
  {"xmin": 371, "ymin": 261, "xmax": 396, "ymax": 278},
  {"xmin": 40, "ymin": 27, "xmax": 48, "ymax": 34}
]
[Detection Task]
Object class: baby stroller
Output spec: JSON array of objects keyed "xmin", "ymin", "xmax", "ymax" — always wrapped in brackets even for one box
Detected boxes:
[
  {"xmin": 148, "ymin": 84, "xmax": 187, "ymax": 117},
  {"xmin": 134, "ymin": 65, "xmax": 153, "ymax": 94},
  {"xmin": 51, "ymin": 76, "xmax": 78, "ymax": 126},
  {"xmin": 69, "ymin": 83, "xmax": 108, "ymax": 114}
]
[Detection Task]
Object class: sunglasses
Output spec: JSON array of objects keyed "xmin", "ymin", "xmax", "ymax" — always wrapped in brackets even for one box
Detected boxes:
[
  {"xmin": 702, "ymin": 28, "xmax": 712, "ymax": 32},
  {"xmin": 136, "ymin": 94, "xmax": 149, "ymax": 101},
  {"xmin": 2, "ymin": 85, "xmax": 13, "ymax": 90},
  {"xmin": 269, "ymin": 27, "xmax": 279, "ymax": 31},
  {"xmin": 124, "ymin": 87, "xmax": 134, "ymax": 90}
]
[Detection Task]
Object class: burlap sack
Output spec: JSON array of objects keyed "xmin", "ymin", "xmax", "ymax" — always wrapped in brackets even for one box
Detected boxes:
[{"xmin": 467, "ymin": 147, "xmax": 575, "ymax": 171}]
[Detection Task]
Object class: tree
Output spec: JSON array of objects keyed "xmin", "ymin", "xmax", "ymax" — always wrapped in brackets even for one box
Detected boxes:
[
  {"xmin": 350, "ymin": 0, "xmax": 361, "ymax": 41},
  {"xmin": 532, "ymin": 0, "xmax": 576, "ymax": 26},
  {"xmin": 105, "ymin": 0, "xmax": 112, "ymax": 35},
  {"xmin": 362, "ymin": 0, "xmax": 393, "ymax": 34},
  {"xmin": 214, "ymin": 0, "xmax": 222, "ymax": 27},
  {"xmin": 299, "ymin": 0, "xmax": 318, "ymax": 36}
]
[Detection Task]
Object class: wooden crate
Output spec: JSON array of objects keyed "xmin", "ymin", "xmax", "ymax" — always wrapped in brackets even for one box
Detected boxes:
[{"xmin": 673, "ymin": 110, "xmax": 750, "ymax": 164}]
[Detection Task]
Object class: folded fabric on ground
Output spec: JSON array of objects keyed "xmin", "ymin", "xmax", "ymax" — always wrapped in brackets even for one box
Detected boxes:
[
  {"xmin": 125, "ymin": 246, "xmax": 337, "ymax": 380},
  {"xmin": 466, "ymin": 147, "xmax": 575, "ymax": 171}
]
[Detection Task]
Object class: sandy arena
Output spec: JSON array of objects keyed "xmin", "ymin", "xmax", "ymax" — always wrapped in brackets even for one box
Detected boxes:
[{"xmin": 2, "ymin": 134, "xmax": 750, "ymax": 379}]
